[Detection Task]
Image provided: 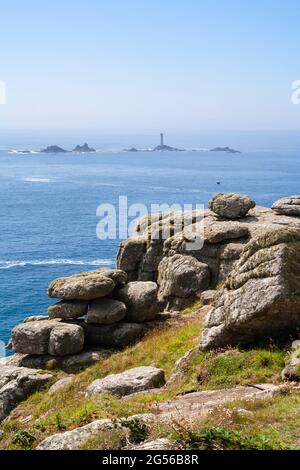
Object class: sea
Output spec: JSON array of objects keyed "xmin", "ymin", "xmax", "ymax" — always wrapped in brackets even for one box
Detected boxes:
[{"xmin": 0, "ymin": 131, "xmax": 299, "ymax": 349}]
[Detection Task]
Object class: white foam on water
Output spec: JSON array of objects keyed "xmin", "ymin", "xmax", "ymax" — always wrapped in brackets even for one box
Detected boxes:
[
  {"xmin": 0, "ymin": 259, "xmax": 113, "ymax": 269},
  {"xmin": 22, "ymin": 177, "xmax": 51, "ymax": 183},
  {"xmin": 9, "ymin": 149, "xmax": 41, "ymax": 154}
]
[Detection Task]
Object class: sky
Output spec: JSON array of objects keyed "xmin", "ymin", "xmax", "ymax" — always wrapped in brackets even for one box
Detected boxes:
[{"xmin": 1, "ymin": 0, "xmax": 300, "ymax": 133}]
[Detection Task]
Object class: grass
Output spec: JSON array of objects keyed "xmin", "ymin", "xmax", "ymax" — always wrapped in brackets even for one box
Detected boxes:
[
  {"xmin": 192, "ymin": 347, "xmax": 285, "ymax": 389},
  {"xmin": 0, "ymin": 305, "xmax": 294, "ymax": 450},
  {"xmin": 197, "ymin": 390, "xmax": 300, "ymax": 450}
]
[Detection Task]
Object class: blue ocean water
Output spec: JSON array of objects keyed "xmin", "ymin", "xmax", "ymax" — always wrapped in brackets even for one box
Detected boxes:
[{"xmin": 0, "ymin": 144, "xmax": 299, "ymax": 347}]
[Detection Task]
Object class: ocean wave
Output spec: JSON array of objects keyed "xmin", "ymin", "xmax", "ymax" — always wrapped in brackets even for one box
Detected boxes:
[
  {"xmin": 9, "ymin": 149, "xmax": 40, "ymax": 155},
  {"xmin": 0, "ymin": 259, "xmax": 113, "ymax": 269},
  {"xmin": 22, "ymin": 177, "xmax": 51, "ymax": 183}
]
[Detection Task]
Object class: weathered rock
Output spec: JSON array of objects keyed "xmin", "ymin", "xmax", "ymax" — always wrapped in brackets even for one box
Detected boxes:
[
  {"xmin": 86, "ymin": 366, "xmax": 165, "ymax": 397},
  {"xmin": 0, "ymin": 366, "xmax": 52, "ymax": 422},
  {"xmin": 48, "ymin": 300, "xmax": 88, "ymax": 320},
  {"xmin": 36, "ymin": 414, "xmax": 153, "ymax": 450},
  {"xmin": 5, "ymin": 349, "xmax": 111, "ymax": 373},
  {"xmin": 200, "ymin": 228, "xmax": 300, "ymax": 350},
  {"xmin": 124, "ymin": 438, "xmax": 172, "ymax": 450},
  {"xmin": 12, "ymin": 320, "xmax": 84, "ymax": 356},
  {"xmin": 272, "ymin": 195, "xmax": 300, "ymax": 216},
  {"xmin": 48, "ymin": 376, "xmax": 74, "ymax": 395},
  {"xmin": 83, "ymin": 322, "xmax": 147, "ymax": 348},
  {"xmin": 200, "ymin": 290, "xmax": 217, "ymax": 305},
  {"xmin": 208, "ymin": 192, "xmax": 256, "ymax": 219},
  {"xmin": 12, "ymin": 320, "xmax": 59, "ymax": 355},
  {"xmin": 282, "ymin": 340, "xmax": 300, "ymax": 382},
  {"xmin": 48, "ymin": 324, "xmax": 84, "ymax": 356},
  {"xmin": 48, "ymin": 268, "xmax": 127, "ymax": 301},
  {"xmin": 118, "ymin": 204, "xmax": 300, "ymax": 292},
  {"xmin": 153, "ymin": 385, "xmax": 283, "ymax": 419},
  {"xmin": 117, "ymin": 237, "xmax": 147, "ymax": 280},
  {"xmin": 205, "ymin": 222, "xmax": 249, "ymax": 244},
  {"xmin": 157, "ymin": 255, "xmax": 210, "ymax": 311},
  {"xmin": 86, "ymin": 298, "xmax": 126, "ymax": 325},
  {"xmin": 281, "ymin": 359, "xmax": 300, "ymax": 382},
  {"xmin": 23, "ymin": 316, "xmax": 49, "ymax": 323},
  {"xmin": 114, "ymin": 281, "xmax": 159, "ymax": 322}
]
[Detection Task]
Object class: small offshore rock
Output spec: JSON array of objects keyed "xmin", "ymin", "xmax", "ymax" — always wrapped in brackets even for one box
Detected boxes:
[{"xmin": 86, "ymin": 366, "xmax": 165, "ymax": 397}]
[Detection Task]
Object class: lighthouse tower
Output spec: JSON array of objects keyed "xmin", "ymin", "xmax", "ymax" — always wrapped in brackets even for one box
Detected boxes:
[{"xmin": 160, "ymin": 133, "xmax": 164, "ymax": 146}]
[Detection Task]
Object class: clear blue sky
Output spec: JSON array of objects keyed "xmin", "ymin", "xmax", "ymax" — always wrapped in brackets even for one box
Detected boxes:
[{"xmin": 1, "ymin": 0, "xmax": 300, "ymax": 132}]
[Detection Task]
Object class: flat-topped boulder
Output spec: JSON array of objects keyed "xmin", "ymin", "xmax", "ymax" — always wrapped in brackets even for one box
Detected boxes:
[
  {"xmin": 272, "ymin": 195, "xmax": 300, "ymax": 216},
  {"xmin": 85, "ymin": 298, "xmax": 127, "ymax": 325},
  {"xmin": 200, "ymin": 227, "xmax": 300, "ymax": 350},
  {"xmin": 48, "ymin": 268, "xmax": 127, "ymax": 301},
  {"xmin": 48, "ymin": 300, "xmax": 88, "ymax": 319},
  {"xmin": 12, "ymin": 320, "xmax": 85, "ymax": 356},
  {"xmin": 114, "ymin": 281, "xmax": 159, "ymax": 322},
  {"xmin": 0, "ymin": 366, "xmax": 52, "ymax": 422},
  {"xmin": 208, "ymin": 192, "xmax": 256, "ymax": 219},
  {"xmin": 157, "ymin": 255, "xmax": 210, "ymax": 311},
  {"xmin": 86, "ymin": 366, "xmax": 165, "ymax": 397},
  {"xmin": 204, "ymin": 221, "xmax": 250, "ymax": 244}
]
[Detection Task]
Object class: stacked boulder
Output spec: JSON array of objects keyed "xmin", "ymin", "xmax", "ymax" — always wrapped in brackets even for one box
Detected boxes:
[{"xmin": 11, "ymin": 269, "xmax": 159, "ymax": 359}]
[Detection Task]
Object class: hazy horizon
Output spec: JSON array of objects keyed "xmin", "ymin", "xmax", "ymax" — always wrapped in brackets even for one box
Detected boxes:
[
  {"xmin": 2, "ymin": 129, "xmax": 300, "ymax": 152},
  {"xmin": 1, "ymin": 0, "xmax": 300, "ymax": 133}
]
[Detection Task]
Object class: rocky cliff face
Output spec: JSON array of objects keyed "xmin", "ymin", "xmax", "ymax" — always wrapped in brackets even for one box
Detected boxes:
[
  {"xmin": 117, "ymin": 195, "xmax": 300, "ymax": 309},
  {"xmin": 1, "ymin": 192, "xmax": 300, "ymax": 426},
  {"xmin": 199, "ymin": 227, "xmax": 300, "ymax": 349}
]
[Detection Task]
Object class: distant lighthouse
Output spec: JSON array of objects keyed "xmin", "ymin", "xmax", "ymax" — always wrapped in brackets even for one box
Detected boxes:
[{"xmin": 160, "ymin": 133, "xmax": 164, "ymax": 146}]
